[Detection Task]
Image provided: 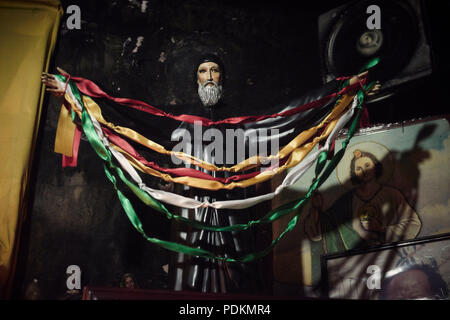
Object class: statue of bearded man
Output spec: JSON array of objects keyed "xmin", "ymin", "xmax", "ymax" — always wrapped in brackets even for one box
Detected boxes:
[
  {"xmin": 42, "ymin": 53, "xmax": 263, "ymax": 294},
  {"xmin": 196, "ymin": 56, "xmax": 224, "ymax": 107},
  {"xmin": 169, "ymin": 54, "xmax": 263, "ymax": 294},
  {"xmin": 41, "ymin": 52, "xmax": 380, "ymax": 295}
]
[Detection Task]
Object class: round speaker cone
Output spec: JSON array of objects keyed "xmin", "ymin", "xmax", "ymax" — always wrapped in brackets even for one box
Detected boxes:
[{"xmin": 324, "ymin": 0, "xmax": 419, "ymax": 82}]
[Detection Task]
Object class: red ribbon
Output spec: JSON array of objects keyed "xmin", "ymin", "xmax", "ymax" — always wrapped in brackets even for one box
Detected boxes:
[
  {"xmin": 59, "ymin": 71, "xmax": 366, "ymax": 127},
  {"xmin": 103, "ymin": 127, "xmax": 289, "ymax": 183},
  {"xmin": 359, "ymin": 105, "xmax": 371, "ymax": 128},
  {"xmin": 62, "ymin": 125, "xmax": 82, "ymax": 168}
]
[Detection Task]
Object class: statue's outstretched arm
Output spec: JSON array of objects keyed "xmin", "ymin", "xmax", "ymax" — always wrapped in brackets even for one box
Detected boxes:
[
  {"xmin": 349, "ymin": 71, "xmax": 381, "ymax": 96},
  {"xmin": 41, "ymin": 67, "xmax": 67, "ymax": 96}
]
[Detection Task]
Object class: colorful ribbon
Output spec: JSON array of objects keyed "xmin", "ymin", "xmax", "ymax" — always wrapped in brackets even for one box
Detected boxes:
[
  {"xmin": 61, "ymin": 82, "xmax": 354, "ymax": 190},
  {"xmin": 68, "ymin": 76, "xmax": 371, "ymax": 261},
  {"xmin": 50, "ymin": 56, "xmax": 378, "ymax": 262},
  {"xmin": 56, "ymin": 74, "xmax": 358, "ymax": 209},
  {"xmin": 109, "ymin": 95, "xmax": 359, "ymax": 210},
  {"xmin": 59, "ymin": 70, "xmax": 366, "ymax": 126},
  {"xmin": 58, "ymin": 84, "xmax": 356, "ymax": 175}
]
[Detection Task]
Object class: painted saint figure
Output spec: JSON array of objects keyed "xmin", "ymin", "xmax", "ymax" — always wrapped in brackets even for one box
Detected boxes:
[
  {"xmin": 304, "ymin": 149, "xmax": 421, "ymax": 285},
  {"xmin": 380, "ymin": 264, "xmax": 449, "ymax": 300},
  {"xmin": 306, "ymin": 149, "xmax": 421, "ymax": 246}
]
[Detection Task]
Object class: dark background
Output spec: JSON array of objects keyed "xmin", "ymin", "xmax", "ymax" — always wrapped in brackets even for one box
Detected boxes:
[{"xmin": 12, "ymin": 0, "xmax": 450, "ymax": 299}]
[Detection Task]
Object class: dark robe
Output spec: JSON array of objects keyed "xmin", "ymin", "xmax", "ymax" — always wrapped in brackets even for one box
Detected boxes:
[{"xmin": 90, "ymin": 79, "xmax": 342, "ymax": 293}]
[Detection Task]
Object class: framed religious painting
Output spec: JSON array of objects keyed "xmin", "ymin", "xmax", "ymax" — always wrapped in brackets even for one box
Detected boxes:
[
  {"xmin": 320, "ymin": 232, "xmax": 450, "ymax": 300},
  {"xmin": 272, "ymin": 116, "xmax": 450, "ymax": 297}
]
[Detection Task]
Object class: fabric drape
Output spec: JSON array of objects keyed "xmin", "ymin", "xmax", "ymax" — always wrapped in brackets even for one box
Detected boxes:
[{"xmin": 0, "ymin": 0, "xmax": 62, "ymax": 298}]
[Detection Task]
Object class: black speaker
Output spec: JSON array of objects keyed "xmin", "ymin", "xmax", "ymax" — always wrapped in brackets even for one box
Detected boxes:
[{"xmin": 318, "ymin": 0, "xmax": 433, "ymax": 103}]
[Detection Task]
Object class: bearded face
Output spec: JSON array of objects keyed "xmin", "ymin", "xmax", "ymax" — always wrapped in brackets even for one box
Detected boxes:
[
  {"xmin": 197, "ymin": 61, "xmax": 223, "ymax": 107},
  {"xmin": 197, "ymin": 80, "xmax": 223, "ymax": 107}
]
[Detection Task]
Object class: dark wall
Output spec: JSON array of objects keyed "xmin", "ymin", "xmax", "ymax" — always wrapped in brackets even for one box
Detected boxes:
[{"xmin": 12, "ymin": 0, "xmax": 449, "ymax": 299}]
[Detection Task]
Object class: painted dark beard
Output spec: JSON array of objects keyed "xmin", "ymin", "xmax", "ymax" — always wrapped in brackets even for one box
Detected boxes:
[{"xmin": 197, "ymin": 81, "xmax": 223, "ymax": 107}]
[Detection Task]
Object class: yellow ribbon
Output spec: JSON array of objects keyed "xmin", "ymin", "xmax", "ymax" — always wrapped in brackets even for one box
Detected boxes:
[
  {"xmin": 54, "ymin": 105, "xmax": 76, "ymax": 156},
  {"xmin": 108, "ymin": 115, "xmax": 339, "ymax": 190},
  {"xmin": 57, "ymin": 90, "xmax": 354, "ymax": 189},
  {"xmin": 59, "ymin": 92, "xmax": 354, "ymax": 173}
]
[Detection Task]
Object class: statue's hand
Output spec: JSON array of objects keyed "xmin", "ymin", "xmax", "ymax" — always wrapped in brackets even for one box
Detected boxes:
[
  {"xmin": 349, "ymin": 71, "xmax": 382, "ymax": 96},
  {"xmin": 41, "ymin": 67, "xmax": 68, "ymax": 97},
  {"xmin": 349, "ymin": 71, "xmax": 368, "ymax": 87},
  {"xmin": 367, "ymin": 81, "xmax": 381, "ymax": 96},
  {"xmin": 361, "ymin": 217, "xmax": 385, "ymax": 233}
]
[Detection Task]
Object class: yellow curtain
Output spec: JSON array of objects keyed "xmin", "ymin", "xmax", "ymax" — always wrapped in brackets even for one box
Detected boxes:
[{"xmin": 0, "ymin": 0, "xmax": 62, "ymax": 298}]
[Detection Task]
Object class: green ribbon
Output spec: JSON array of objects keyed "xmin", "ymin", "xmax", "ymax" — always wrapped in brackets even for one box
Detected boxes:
[
  {"xmin": 360, "ymin": 57, "xmax": 380, "ymax": 73},
  {"xmin": 56, "ymin": 64, "xmax": 375, "ymax": 262},
  {"xmin": 58, "ymin": 75, "xmax": 345, "ymax": 233},
  {"xmin": 340, "ymin": 57, "xmax": 380, "ymax": 90}
]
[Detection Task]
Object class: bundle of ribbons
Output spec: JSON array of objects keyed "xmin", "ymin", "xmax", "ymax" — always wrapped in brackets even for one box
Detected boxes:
[{"xmin": 52, "ymin": 58, "xmax": 378, "ymax": 263}]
